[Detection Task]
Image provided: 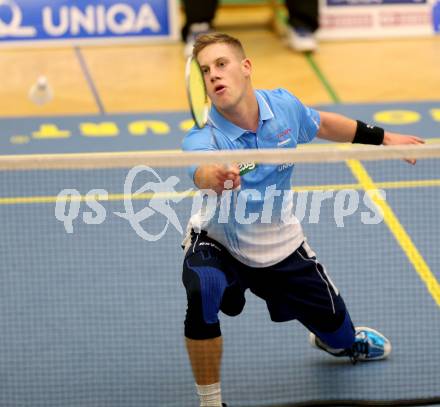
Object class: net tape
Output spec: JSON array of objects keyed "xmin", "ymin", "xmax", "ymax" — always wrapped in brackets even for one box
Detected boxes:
[{"xmin": 0, "ymin": 143, "xmax": 439, "ymax": 171}]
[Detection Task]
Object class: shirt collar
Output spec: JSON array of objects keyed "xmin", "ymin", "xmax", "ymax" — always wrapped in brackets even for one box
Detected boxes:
[
  {"xmin": 256, "ymin": 90, "xmax": 274, "ymax": 122},
  {"xmin": 208, "ymin": 90, "xmax": 274, "ymax": 141}
]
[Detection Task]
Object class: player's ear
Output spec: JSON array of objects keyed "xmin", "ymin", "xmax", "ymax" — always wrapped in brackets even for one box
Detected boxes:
[{"xmin": 241, "ymin": 58, "xmax": 252, "ymax": 77}]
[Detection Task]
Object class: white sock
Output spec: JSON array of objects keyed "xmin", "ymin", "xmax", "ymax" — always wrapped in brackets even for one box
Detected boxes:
[{"xmin": 196, "ymin": 382, "xmax": 222, "ymax": 407}]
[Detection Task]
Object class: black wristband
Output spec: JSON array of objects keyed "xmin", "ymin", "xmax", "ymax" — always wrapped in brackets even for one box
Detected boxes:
[{"xmin": 352, "ymin": 120, "xmax": 384, "ymax": 145}]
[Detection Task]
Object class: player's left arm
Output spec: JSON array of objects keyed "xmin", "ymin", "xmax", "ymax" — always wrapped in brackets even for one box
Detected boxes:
[
  {"xmin": 316, "ymin": 111, "xmax": 424, "ymax": 163},
  {"xmin": 316, "ymin": 111, "xmax": 424, "ymax": 144}
]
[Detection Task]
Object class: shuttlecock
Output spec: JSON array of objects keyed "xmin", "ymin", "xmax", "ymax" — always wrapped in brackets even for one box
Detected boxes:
[{"xmin": 28, "ymin": 76, "xmax": 53, "ymax": 105}]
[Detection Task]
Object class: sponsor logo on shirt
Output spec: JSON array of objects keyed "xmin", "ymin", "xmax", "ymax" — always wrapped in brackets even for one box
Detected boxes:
[
  {"xmin": 278, "ymin": 163, "xmax": 294, "ymax": 172},
  {"xmin": 275, "ymin": 128, "xmax": 293, "ymax": 146},
  {"xmin": 238, "ymin": 162, "xmax": 257, "ymax": 175}
]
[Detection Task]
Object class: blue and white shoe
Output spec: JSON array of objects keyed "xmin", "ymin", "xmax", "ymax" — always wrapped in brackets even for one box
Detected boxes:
[
  {"xmin": 287, "ymin": 27, "xmax": 317, "ymax": 52},
  {"xmin": 309, "ymin": 326, "xmax": 392, "ymax": 363}
]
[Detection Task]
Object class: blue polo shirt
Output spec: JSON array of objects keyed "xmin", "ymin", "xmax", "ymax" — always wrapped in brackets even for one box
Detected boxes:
[{"xmin": 182, "ymin": 88, "xmax": 321, "ymax": 267}]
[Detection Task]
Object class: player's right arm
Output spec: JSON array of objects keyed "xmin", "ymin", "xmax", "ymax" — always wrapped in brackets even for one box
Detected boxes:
[
  {"xmin": 194, "ymin": 164, "xmax": 240, "ymax": 194},
  {"xmin": 182, "ymin": 127, "xmax": 240, "ymax": 194}
]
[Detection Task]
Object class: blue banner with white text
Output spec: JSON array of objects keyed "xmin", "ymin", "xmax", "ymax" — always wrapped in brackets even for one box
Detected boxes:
[{"xmin": 0, "ymin": 0, "xmax": 178, "ymax": 44}]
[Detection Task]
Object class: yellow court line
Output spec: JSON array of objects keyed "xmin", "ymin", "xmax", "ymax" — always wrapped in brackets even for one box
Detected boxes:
[
  {"xmin": 1, "ymin": 178, "xmax": 439, "ymax": 205},
  {"xmin": 295, "ymin": 183, "xmax": 361, "ymax": 192},
  {"xmin": 375, "ymin": 179, "xmax": 440, "ymax": 190},
  {"xmin": 426, "ymin": 137, "xmax": 440, "ymax": 144},
  {"xmin": 346, "ymin": 159, "xmax": 440, "ymax": 308},
  {"xmin": 0, "ymin": 192, "xmax": 194, "ymax": 205}
]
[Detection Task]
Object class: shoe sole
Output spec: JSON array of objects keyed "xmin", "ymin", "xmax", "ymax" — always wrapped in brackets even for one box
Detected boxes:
[{"xmin": 308, "ymin": 332, "xmax": 344, "ymax": 354}]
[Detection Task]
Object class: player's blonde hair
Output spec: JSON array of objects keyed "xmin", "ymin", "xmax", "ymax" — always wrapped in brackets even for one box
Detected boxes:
[{"xmin": 193, "ymin": 33, "xmax": 246, "ymax": 59}]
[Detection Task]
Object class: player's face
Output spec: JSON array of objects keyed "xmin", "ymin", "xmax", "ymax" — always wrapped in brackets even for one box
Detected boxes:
[{"xmin": 197, "ymin": 43, "xmax": 251, "ymax": 111}]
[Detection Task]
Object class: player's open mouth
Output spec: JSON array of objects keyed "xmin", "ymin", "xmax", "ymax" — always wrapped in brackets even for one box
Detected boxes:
[{"xmin": 214, "ymin": 85, "xmax": 226, "ymax": 94}]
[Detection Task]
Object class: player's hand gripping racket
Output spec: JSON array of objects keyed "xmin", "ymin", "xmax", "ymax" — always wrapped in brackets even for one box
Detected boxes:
[{"xmin": 185, "ymin": 56, "xmax": 210, "ymax": 129}]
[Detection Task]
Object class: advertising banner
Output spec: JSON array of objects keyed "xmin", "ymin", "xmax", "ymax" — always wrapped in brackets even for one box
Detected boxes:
[
  {"xmin": 0, "ymin": 0, "xmax": 178, "ymax": 46},
  {"xmin": 319, "ymin": 0, "xmax": 440, "ymax": 39}
]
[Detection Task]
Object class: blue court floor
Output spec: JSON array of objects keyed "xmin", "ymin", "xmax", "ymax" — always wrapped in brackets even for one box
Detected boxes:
[{"xmin": 0, "ymin": 102, "xmax": 439, "ymax": 407}]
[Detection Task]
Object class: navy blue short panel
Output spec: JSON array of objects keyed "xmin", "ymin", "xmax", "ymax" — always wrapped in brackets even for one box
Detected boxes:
[{"xmin": 182, "ymin": 230, "xmax": 350, "ymax": 339}]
